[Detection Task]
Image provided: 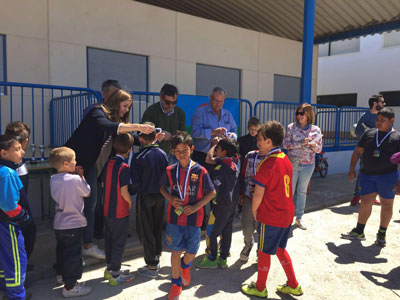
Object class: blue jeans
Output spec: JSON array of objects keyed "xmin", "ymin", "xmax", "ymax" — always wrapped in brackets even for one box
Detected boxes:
[
  {"xmin": 292, "ymin": 164, "xmax": 314, "ymax": 220},
  {"xmin": 83, "ymin": 166, "xmax": 97, "ymax": 244}
]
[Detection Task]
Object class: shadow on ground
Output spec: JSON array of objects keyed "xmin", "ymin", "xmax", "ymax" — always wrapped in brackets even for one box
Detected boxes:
[
  {"xmin": 329, "ymin": 205, "xmax": 359, "ymax": 215},
  {"xmin": 361, "ymin": 266, "xmax": 400, "ymax": 291}
]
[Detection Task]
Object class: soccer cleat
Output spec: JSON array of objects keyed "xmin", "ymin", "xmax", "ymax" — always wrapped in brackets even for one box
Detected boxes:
[
  {"xmin": 277, "ymin": 283, "xmax": 303, "ymax": 296},
  {"xmin": 350, "ymin": 195, "xmax": 360, "ymax": 206},
  {"xmin": 108, "ymin": 272, "xmax": 135, "ymax": 286},
  {"xmin": 217, "ymin": 257, "xmax": 228, "ymax": 269},
  {"xmin": 341, "ymin": 229, "xmax": 366, "ymax": 240},
  {"xmin": 168, "ymin": 284, "xmax": 182, "ymax": 300},
  {"xmin": 62, "ymin": 282, "xmax": 92, "ymax": 298},
  {"xmin": 195, "ymin": 256, "xmax": 218, "ymax": 269},
  {"xmin": 241, "ymin": 282, "xmax": 268, "ymax": 298},
  {"xmin": 180, "ymin": 266, "xmax": 191, "ymax": 287},
  {"xmin": 375, "ymin": 231, "xmax": 386, "ymax": 247}
]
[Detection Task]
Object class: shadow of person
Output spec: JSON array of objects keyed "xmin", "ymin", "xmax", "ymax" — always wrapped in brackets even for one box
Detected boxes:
[
  {"xmin": 326, "ymin": 240, "xmax": 387, "ymax": 265},
  {"xmin": 329, "ymin": 205, "xmax": 359, "ymax": 215},
  {"xmin": 360, "ymin": 266, "xmax": 400, "ymax": 290}
]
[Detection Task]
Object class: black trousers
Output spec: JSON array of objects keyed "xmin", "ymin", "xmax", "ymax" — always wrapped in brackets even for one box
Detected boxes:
[
  {"xmin": 136, "ymin": 193, "xmax": 165, "ymax": 267},
  {"xmin": 22, "ymin": 221, "xmax": 36, "ymax": 259},
  {"xmin": 209, "ymin": 204, "xmax": 236, "ymax": 260},
  {"xmin": 104, "ymin": 216, "xmax": 128, "ymax": 272},
  {"xmin": 55, "ymin": 227, "xmax": 83, "ymax": 289}
]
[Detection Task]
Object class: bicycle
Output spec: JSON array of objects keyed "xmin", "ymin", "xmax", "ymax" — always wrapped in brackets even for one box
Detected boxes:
[{"xmin": 314, "ymin": 151, "xmax": 328, "ymax": 178}]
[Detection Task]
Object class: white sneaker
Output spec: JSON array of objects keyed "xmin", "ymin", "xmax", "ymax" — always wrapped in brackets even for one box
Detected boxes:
[
  {"xmin": 62, "ymin": 282, "xmax": 92, "ymax": 298},
  {"xmin": 295, "ymin": 219, "xmax": 307, "ymax": 230},
  {"xmin": 56, "ymin": 275, "xmax": 64, "ymax": 284},
  {"xmin": 82, "ymin": 245, "xmax": 105, "ymax": 259}
]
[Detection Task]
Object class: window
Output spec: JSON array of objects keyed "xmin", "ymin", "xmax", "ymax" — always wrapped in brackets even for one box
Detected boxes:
[
  {"xmin": 196, "ymin": 64, "xmax": 241, "ymax": 99},
  {"xmin": 318, "ymin": 38, "xmax": 360, "ymax": 57},
  {"xmin": 379, "ymin": 91, "xmax": 400, "ymax": 107},
  {"xmin": 87, "ymin": 47, "xmax": 148, "ymax": 92},
  {"xmin": 0, "ymin": 34, "xmax": 6, "ymax": 95},
  {"xmin": 317, "ymin": 93, "xmax": 357, "ymax": 107},
  {"xmin": 383, "ymin": 31, "xmax": 400, "ymax": 48},
  {"xmin": 273, "ymin": 75, "xmax": 300, "ymax": 102}
]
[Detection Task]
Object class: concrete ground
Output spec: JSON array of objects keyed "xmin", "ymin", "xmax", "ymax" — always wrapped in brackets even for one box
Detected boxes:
[{"xmin": 12, "ymin": 173, "xmax": 400, "ymax": 299}]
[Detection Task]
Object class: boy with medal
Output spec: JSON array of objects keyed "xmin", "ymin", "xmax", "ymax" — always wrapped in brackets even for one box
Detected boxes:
[
  {"xmin": 160, "ymin": 131, "xmax": 216, "ymax": 300},
  {"xmin": 342, "ymin": 108, "xmax": 400, "ymax": 247}
]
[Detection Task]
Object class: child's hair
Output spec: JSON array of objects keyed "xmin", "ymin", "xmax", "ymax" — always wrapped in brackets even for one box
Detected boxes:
[
  {"xmin": 295, "ymin": 103, "xmax": 315, "ymax": 125},
  {"xmin": 377, "ymin": 108, "xmax": 395, "ymax": 120},
  {"xmin": 258, "ymin": 121, "xmax": 285, "ymax": 147},
  {"xmin": 113, "ymin": 133, "xmax": 134, "ymax": 155},
  {"xmin": 247, "ymin": 116, "xmax": 260, "ymax": 128},
  {"xmin": 217, "ymin": 138, "xmax": 238, "ymax": 157},
  {"xmin": 138, "ymin": 122, "xmax": 156, "ymax": 142},
  {"xmin": 0, "ymin": 135, "xmax": 20, "ymax": 152},
  {"xmin": 49, "ymin": 147, "xmax": 75, "ymax": 169},
  {"xmin": 5, "ymin": 121, "xmax": 31, "ymax": 142},
  {"xmin": 171, "ymin": 131, "xmax": 193, "ymax": 149}
]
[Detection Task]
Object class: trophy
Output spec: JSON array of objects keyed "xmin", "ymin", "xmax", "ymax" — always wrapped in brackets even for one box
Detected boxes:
[
  {"xmin": 40, "ymin": 145, "xmax": 45, "ymax": 162},
  {"xmin": 30, "ymin": 144, "xmax": 36, "ymax": 162}
]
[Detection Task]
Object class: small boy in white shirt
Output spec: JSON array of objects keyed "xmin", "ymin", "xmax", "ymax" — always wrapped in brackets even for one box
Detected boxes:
[{"xmin": 50, "ymin": 147, "xmax": 92, "ymax": 298}]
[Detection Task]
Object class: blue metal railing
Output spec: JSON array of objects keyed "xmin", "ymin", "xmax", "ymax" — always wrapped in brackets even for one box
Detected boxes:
[{"xmin": 336, "ymin": 106, "xmax": 368, "ymax": 151}]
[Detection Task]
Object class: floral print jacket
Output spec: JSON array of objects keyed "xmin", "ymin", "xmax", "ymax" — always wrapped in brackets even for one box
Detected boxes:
[{"xmin": 283, "ymin": 123, "xmax": 323, "ymax": 165}]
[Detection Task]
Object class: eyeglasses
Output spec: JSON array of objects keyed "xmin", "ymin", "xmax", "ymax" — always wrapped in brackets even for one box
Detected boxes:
[
  {"xmin": 296, "ymin": 111, "xmax": 305, "ymax": 116},
  {"xmin": 162, "ymin": 96, "xmax": 178, "ymax": 106}
]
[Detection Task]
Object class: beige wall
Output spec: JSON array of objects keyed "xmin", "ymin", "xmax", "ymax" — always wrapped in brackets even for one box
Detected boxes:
[{"xmin": 1, "ymin": 0, "xmax": 318, "ymax": 106}]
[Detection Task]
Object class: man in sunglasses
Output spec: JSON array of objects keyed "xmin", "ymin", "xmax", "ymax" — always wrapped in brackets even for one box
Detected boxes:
[{"xmin": 141, "ymin": 84, "xmax": 186, "ymax": 157}]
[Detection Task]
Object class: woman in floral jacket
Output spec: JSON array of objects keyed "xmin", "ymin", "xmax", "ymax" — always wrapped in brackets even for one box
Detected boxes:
[{"xmin": 283, "ymin": 104, "xmax": 322, "ymax": 230}]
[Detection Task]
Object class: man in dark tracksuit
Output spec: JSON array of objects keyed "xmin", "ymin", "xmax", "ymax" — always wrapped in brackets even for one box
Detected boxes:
[{"xmin": 130, "ymin": 127, "xmax": 168, "ymax": 278}]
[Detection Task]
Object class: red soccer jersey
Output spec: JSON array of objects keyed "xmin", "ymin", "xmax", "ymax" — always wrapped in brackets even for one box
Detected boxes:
[{"xmin": 253, "ymin": 151, "xmax": 294, "ymax": 228}]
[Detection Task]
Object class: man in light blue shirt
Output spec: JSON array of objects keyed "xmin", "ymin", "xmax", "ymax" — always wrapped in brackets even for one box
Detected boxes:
[{"xmin": 191, "ymin": 87, "xmax": 237, "ymax": 169}]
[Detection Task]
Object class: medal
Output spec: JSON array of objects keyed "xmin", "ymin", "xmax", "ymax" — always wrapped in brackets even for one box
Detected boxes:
[
  {"xmin": 175, "ymin": 160, "xmax": 192, "ymax": 216},
  {"xmin": 373, "ymin": 150, "xmax": 380, "ymax": 157},
  {"xmin": 374, "ymin": 128, "xmax": 393, "ymax": 159}
]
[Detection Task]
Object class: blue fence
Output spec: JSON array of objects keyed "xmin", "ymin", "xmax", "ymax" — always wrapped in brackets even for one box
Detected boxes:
[{"xmin": 254, "ymin": 101, "xmax": 368, "ymax": 151}]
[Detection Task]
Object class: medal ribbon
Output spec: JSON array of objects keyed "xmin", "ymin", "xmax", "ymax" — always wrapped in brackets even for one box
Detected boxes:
[
  {"xmin": 176, "ymin": 159, "xmax": 192, "ymax": 201},
  {"xmin": 376, "ymin": 128, "xmax": 393, "ymax": 148}
]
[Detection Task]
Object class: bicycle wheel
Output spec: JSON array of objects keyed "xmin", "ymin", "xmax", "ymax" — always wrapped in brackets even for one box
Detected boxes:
[{"xmin": 319, "ymin": 160, "xmax": 328, "ymax": 178}]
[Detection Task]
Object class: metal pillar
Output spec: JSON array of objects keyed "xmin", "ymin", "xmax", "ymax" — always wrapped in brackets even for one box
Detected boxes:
[{"xmin": 300, "ymin": 0, "xmax": 315, "ymax": 104}]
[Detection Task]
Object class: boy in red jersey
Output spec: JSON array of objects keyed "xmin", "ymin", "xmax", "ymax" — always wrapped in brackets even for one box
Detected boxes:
[
  {"xmin": 241, "ymin": 121, "xmax": 303, "ymax": 298},
  {"xmin": 160, "ymin": 131, "xmax": 216, "ymax": 300}
]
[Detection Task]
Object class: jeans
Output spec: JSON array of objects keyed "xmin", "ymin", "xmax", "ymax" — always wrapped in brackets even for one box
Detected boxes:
[
  {"xmin": 292, "ymin": 164, "xmax": 314, "ymax": 220},
  {"xmin": 83, "ymin": 166, "xmax": 97, "ymax": 244}
]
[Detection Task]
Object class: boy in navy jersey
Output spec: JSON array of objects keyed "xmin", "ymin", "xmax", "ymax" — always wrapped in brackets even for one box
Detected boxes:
[
  {"xmin": 160, "ymin": 131, "xmax": 216, "ymax": 300},
  {"xmin": 241, "ymin": 121, "xmax": 303, "ymax": 298},
  {"xmin": 102, "ymin": 133, "xmax": 135, "ymax": 286}
]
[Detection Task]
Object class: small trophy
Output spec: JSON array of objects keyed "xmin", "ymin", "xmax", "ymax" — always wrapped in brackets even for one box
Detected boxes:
[
  {"xmin": 40, "ymin": 145, "xmax": 45, "ymax": 162},
  {"xmin": 30, "ymin": 144, "xmax": 37, "ymax": 163}
]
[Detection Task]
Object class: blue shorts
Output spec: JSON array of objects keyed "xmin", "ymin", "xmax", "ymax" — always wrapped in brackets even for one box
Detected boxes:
[
  {"xmin": 164, "ymin": 224, "xmax": 201, "ymax": 254},
  {"xmin": 257, "ymin": 223, "xmax": 291, "ymax": 255},
  {"xmin": 360, "ymin": 171, "xmax": 399, "ymax": 199}
]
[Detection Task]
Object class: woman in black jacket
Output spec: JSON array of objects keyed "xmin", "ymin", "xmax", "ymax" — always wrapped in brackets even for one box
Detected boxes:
[{"xmin": 65, "ymin": 89, "xmax": 153, "ymax": 258}]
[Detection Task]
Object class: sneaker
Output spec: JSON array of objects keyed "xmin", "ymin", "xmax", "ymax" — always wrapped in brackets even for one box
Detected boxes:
[
  {"xmin": 56, "ymin": 275, "xmax": 64, "ymax": 284},
  {"xmin": 350, "ymin": 195, "xmax": 360, "ymax": 206},
  {"xmin": 341, "ymin": 228, "xmax": 366, "ymax": 240},
  {"xmin": 239, "ymin": 253, "xmax": 248, "ymax": 262},
  {"xmin": 217, "ymin": 257, "xmax": 228, "ymax": 269},
  {"xmin": 277, "ymin": 283, "xmax": 303, "ymax": 296},
  {"xmin": 375, "ymin": 231, "xmax": 386, "ymax": 247},
  {"xmin": 239, "ymin": 246, "xmax": 251, "ymax": 262},
  {"xmin": 62, "ymin": 282, "xmax": 92, "ymax": 298},
  {"xmin": 241, "ymin": 282, "xmax": 268, "ymax": 298},
  {"xmin": 204, "ymin": 248, "xmax": 211, "ymax": 256},
  {"xmin": 168, "ymin": 284, "xmax": 182, "ymax": 300},
  {"xmin": 108, "ymin": 272, "xmax": 135, "ymax": 286},
  {"xmin": 82, "ymin": 245, "xmax": 105, "ymax": 259},
  {"xmin": 137, "ymin": 266, "xmax": 159, "ymax": 279},
  {"xmin": 105, "ymin": 268, "xmax": 130, "ymax": 280},
  {"xmin": 180, "ymin": 266, "xmax": 191, "ymax": 287},
  {"xmin": 195, "ymin": 256, "xmax": 218, "ymax": 269},
  {"xmin": 295, "ymin": 218, "xmax": 307, "ymax": 230},
  {"xmin": 374, "ymin": 198, "xmax": 381, "ymax": 205}
]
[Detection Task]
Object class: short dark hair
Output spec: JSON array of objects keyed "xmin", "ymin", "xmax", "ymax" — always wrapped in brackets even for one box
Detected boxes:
[
  {"xmin": 101, "ymin": 80, "xmax": 121, "ymax": 92},
  {"xmin": 171, "ymin": 131, "xmax": 193, "ymax": 149},
  {"xmin": 377, "ymin": 108, "xmax": 395, "ymax": 120},
  {"xmin": 5, "ymin": 121, "xmax": 31, "ymax": 142},
  {"xmin": 247, "ymin": 117, "xmax": 260, "ymax": 128},
  {"xmin": 258, "ymin": 121, "xmax": 285, "ymax": 147},
  {"xmin": 113, "ymin": 133, "xmax": 134, "ymax": 155},
  {"xmin": 160, "ymin": 84, "xmax": 178, "ymax": 98},
  {"xmin": 368, "ymin": 95, "xmax": 382, "ymax": 109},
  {"xmin": 217, "ymin": 138, "xmax": 238, "ymax": 157},
  {"xmin": 139, "ymin": 122, "xmax": 156, "ymax": 142},
  {"xmin": 0, "ymin": 135, "xmax": 20, "ymax": 152}
]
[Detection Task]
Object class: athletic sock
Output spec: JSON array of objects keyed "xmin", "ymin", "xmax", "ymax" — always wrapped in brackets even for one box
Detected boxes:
[
  {"xmin": 378, "ymin": 226, "xmax": 387, "ymax": 235},
  {"xmin": 256, "ymin": 250, "xmax": 270, "ymax": 292},
  {"xmin": 276, "ymin": 248, "xmax": 299, "ymax": 288},
  {"xmin": 354, "ymin": 222, "xmax": 366, "ymax": 234},
  {"xmin": 171, "ymin": 277, "xmax": 182, "ymax": 287},
  {"xmin": 181, "ymin": 257, "xmax": 192, "ymax": 269}
]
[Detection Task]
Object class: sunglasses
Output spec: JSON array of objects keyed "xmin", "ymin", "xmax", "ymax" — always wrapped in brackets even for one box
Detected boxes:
[
  {"xmin": 296, "ymin": 111, "xmax": 305, "ymax": 116},
  {"xmin": 162, "ymin": 96, "xmax": 178, "ymax": 106}
]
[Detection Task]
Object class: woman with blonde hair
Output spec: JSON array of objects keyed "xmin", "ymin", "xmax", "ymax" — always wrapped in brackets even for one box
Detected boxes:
[
  {"xmin": 283, "ymin": 104, "xmax": 322, "ymax": 230},
  {"xmin": 65, "ymin": 89, "xmax": 154, "ymax": 258}
]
